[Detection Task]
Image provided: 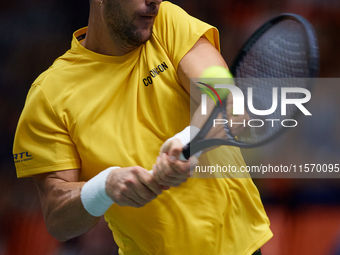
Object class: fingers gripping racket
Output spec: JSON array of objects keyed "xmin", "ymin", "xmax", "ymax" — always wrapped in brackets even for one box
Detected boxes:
[{"xmin": 181, "ymin": 13, "xmax": 319, "ymax": 160}]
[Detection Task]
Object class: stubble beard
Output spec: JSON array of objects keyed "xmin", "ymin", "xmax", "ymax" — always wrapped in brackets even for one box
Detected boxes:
[{"xmin": 105, "ymin": 0, "xmax": 153, "ymax": 49}]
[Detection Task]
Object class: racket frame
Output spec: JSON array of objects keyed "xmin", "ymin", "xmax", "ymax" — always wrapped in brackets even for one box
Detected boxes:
[{"xmin": 182, "ymin": 13, "xmax": 319, "ymax": 159}]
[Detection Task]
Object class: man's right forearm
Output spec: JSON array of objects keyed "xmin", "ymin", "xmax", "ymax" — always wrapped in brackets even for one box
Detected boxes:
[
  {"xmin": 34, "ymin": 166, "xmax": 164, "ymax": 241},
  {"xmin": 34, "ymin": 170, "xmax": 100, "ymax": 242},
  {"xmin": 42, "ymin": 182, "xmax": 100, "ymax": 242}
]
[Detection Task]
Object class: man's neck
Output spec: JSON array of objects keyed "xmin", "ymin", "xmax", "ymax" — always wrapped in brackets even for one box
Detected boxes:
[
  {"xmin": 82, "ymin": 24, "xmax": 139, "ymax": 56},
  {"xmin": 82, "ymin": 4, "xmax": 141, "ymax": 57}
]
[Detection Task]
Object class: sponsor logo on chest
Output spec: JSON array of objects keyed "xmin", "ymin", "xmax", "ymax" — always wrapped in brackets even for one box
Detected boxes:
[{"xmin": 143, "ymin": 62, "xmax": 168, "ymax": 86}]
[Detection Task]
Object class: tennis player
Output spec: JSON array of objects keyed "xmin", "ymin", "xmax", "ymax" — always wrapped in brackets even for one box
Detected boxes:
[{"xmin": 13, "ymin": 0, "xmax": 272, "ymax": 254}]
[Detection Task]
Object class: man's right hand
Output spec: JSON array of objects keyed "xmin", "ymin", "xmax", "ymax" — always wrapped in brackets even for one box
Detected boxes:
[{"xmin": 105, "ymin": 166, "xmax": 164, "ymax": 208}]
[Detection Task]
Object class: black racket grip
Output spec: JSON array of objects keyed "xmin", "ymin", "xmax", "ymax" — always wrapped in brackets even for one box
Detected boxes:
[{"xmin": 182, "ymin": 143, "xmax": 191, "ymax": 160}]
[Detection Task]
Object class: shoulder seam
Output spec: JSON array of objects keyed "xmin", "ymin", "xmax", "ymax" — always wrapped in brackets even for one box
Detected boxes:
[
  {"xmin": 33, "ymin": 84, "xmax": 65, "ymax": 128},
  {"xmin": 152, "ymin": 31, "xmax": 170, "ymax": 60},
  {"xmin": 152, "ymin": 2, "xmax": 172, "ymax": 64},
  {"xmin": 41, "ymin": 53, "xmax": 83, "ymax": 85},
  {"xmin": 34, "ymin": 53, "xmax": 83, "ymax": 127}
]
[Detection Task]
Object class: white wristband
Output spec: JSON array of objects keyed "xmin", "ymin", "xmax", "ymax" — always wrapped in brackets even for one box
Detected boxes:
[
  {"xmin": 80, "ymin": 166, "xmax": 120, "ymax": 217},
  {"xmin": 168, "ymin": 126, "xmax": 200, "ymax": 146}
]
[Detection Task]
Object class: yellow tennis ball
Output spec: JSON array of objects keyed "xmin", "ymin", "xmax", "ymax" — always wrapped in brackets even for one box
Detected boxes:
[{"xmin": 199, "ymin": 66, "xmax": 233, "ymax": 100}]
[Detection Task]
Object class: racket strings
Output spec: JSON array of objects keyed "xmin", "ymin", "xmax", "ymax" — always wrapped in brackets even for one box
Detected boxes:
[
  {"xmin": 237, "ymin": 20, "xmax": 310, "ymax": 79},
  {"xmin": 234, "ymin": 19, "xmax": 313, "ymax": 144}
]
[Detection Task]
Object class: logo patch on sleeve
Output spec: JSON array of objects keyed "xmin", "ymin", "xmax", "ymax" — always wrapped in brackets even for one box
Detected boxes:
[{"xmin": 13, "ymin": 151, "xmax": 33, "ymax": 164}]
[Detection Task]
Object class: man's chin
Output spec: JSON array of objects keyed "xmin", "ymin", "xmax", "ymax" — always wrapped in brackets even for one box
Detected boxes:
[
  {"xmin": 119, "ymin": 26, "xmax": 153, "ymax": 48},
  {"xmin": 136, "ymin": 28, "xmax": 153, "ymax": 44}
]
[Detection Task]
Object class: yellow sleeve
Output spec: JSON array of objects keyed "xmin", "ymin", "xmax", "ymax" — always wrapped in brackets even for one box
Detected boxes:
[
  {"xmin": 13, "ymin": 84, "xmax": 80, "ymax": 178},
  {"xmin": 153, "ymin": 1, "xmax": 220, "ymax": 71}
]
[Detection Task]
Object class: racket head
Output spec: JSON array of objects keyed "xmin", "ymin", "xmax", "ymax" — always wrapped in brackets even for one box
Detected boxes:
[{"xmin": 184, "ymin": 13, "xmax": 320, "ymax": 159}]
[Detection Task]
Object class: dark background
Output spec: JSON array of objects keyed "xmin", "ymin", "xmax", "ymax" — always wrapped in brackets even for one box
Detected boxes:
[{"xmin": 1, "ymin": 0, "xmax": 340, "ymax": 254}]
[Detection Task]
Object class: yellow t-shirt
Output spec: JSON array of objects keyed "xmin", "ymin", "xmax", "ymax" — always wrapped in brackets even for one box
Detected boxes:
[{"xmin": 13, "ymin": 2, "xmax": 272, "ymax": 254}]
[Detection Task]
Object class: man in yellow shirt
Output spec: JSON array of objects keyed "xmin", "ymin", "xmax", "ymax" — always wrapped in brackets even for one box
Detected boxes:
[{"xmin": 13, "ymin": 0, "xmax": 272, "ymax": 254}]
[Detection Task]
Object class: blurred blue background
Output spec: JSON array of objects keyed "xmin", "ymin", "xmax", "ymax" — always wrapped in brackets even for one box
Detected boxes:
[{"xmin": 0, "ymin": 0, "xmax": 339, "ymax": 254}]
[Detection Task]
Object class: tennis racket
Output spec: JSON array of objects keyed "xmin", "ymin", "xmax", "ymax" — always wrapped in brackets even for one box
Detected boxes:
[{"xmin": 181, "ymin": 13, "xmax": 319, "ymax": 160}]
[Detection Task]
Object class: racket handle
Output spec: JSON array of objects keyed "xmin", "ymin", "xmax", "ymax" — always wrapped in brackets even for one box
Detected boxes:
[
  {"xmin": 181, "ymin": 143, "xmax": 191, "ymax": 160},
  {"xmin": 179, "ymin": 152, "xmax": 188, "ymax": 161}
]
